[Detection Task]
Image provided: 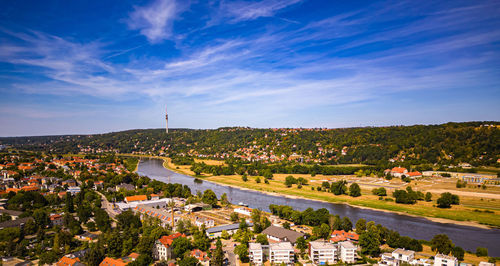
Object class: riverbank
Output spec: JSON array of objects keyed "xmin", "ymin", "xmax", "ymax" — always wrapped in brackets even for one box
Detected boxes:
[{"xmin": 157, "ymin": 157, "xmax": 498, "ymax": 229}]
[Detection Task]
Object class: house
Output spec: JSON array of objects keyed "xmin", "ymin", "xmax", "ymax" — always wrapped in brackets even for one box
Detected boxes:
[
  {"xmin": 330, "ymin": 230, "xmax": 359, "ymax": 242},
  {"xmin": 195, "ymin": 217, "xmax": 215, "ymax": 228},
  {"xmin": 392, "ymin": 248, "xmax": 415, "ymax": 263},
  {"xmin": 50, "ymin": 214, "xmax": 64, "ymax": 226},
  {"xmin": 116, "ymin": 183, "xmax": 135, "ymax": 191},
  {"xmin": 0, "ymin": 217, "xmax": 33, "ymax": 229},
  {"xmin": 100, "ymin": 257, "xmax": 127, "ymax": 266},
  {"xmin": 153, "ymin": 233, "xmax": 186, "ymax": 261},
  {"xmin": 190, "ymin": 249, "xmax": 209, "ymax": 266},
  {"xmin": 380, "ymin": 253, "xmax": 399, "ymax": 266},
  {"xmin": 206, "ymin": 222, "xmax": 252, "ymax": 238},
  {"xmin": 249, "ymin": 243, "xmax": 264, "ymax": 265},
  {"xmin": 0, "ymin": 209, "xmax": 22, "ymax": 220},
  {"xmin": 77, "ymin": 231, "xmax": 98, "ymax": 241},
  {"xmin": 309, "ymin": 240, "xmax": 337, "ymax": 265},
  {"xmin": 406, "ymin": 172, "xmax": 422, "ymax": 179},
  {"xmin": 269, "ymin": 242, "xmax": 294, "ymax": 265},
  {"xmin": 62, "ymin": 180, "xmax": 77, "ymax": 187},
  {"xmin": 93, "ymin": 181, "xmax": 104, "ymax": 190},
  {"xmin": 478, "ymin": 262, "xmax": 495, "ymax": 266},
  {"xmin": 56, "ymin": 256, "xmax": 85, "ymax": 266},
  {"xmin": 390, "ymin": 167, "xmax": 408, "ymax": 178},
  {"xmin": 338, "ymin": 241, "xmax": 357, "ymax": 263},
  {"xmin": 150, "ymin": 193, "xmax": 161, "ymax": 200},
  {"xmin": 125, "ymin": 195, "xmax": 147, "ymax": 203},
  {"xmin": 262, "ymin": 225, "xmax": 304, "ymax": 244},
  {"xmin": 434, "ymin": 254, "xmax": 458, "ymax": 266},
  {"xmin": 234, "ymin": 207, "xmax": 252, "ymax": 216},
  {"xmin": 67, "ymin": 186, "xmax": 81, "ymax": 195}
]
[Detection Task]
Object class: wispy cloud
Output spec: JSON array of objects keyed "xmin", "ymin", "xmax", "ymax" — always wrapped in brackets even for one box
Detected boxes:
[{"xmin": 127, "ymin": 0, "xmax": 179, "ymax": 43}]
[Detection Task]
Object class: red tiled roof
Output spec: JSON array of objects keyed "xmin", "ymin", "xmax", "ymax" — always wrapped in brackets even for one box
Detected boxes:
[
  {"xmin": 125, "ymin": 195, "xmax": 147, "ymax": 202},
  {"xmin": 56, "ymin": 256, "xmax": 80, "ymax": 266},
  {"xmin": 391, "ymin": 167, "xmax": 407, "ymax": 173},
  {"xmin": 99, "ymin": 257, "xmax": 127, "ymax": 266},
  {"xmin": 158, "ymin": 233, "xmax": 185, "ymax": 248}
]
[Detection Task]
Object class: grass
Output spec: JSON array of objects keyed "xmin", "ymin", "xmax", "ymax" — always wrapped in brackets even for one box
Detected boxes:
[
  {"xmin": 203, "ymin": 174, "xmax": 500, "ymax": 227},
  {"xmin": 121, "ymin": 154, "xmax": 500, "ymax": 228}
]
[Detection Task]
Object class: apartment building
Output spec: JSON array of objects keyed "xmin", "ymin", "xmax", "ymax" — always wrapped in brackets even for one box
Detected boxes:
[{"xmin": 309, "ymin": 240, "xmax": 337, "ymax": 265}]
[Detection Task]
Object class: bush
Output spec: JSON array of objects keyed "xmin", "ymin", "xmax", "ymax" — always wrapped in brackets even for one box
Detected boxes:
[
  {"xmin": 372, "ymin": 187, "xmax": 387, "ymax": 196},
  {"xmin": 437, "ymin": 192, "xmax": 460, "ymax": 208},
  {"xmin": 476, "ymin": 247, "xmax": 488, "ymax": 257}
]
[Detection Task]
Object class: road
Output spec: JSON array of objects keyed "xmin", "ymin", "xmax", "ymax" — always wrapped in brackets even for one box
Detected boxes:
[{"xmin": 96, "ymin": 191, "xmax": 119, "ymax": 220}]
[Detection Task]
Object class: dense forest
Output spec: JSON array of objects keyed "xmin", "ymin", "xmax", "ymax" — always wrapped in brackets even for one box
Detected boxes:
[{"xmin": 1, "ymin": 122, "xmax": 499, "ymax": 167}]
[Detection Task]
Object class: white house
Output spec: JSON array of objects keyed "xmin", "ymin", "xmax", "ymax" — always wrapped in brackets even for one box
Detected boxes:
[
  {"xmin": 434, "ymin": 254, "xmax": 458, "ymax": 266},
  {"xmin": 269, "ymin": 242, "xmax": 294, "ymax": 265},
  {"xmin": 234, "ymin": 207, "xmax": 252, "ymax": 216},
  {"xmin": 339, "ymin": 241, "xmax": 357, "ymax": 263},
  {"xmin": 249, "ymin": 243, "xmax": 264, "ymax": 265},
  {"xmin": 195, "ymin": 217, "xmax": 215, "ymax": 228},
  {"xmin": 392, "ymin": 248, "xmax": 415, "ymax": 262},
  {"xmin": 152, "ymin": 233, "xmax": 185, "ymax": 261},
  {"xmin": 309, "ymin": 240, "xmax": 337, "ymax": 265}
]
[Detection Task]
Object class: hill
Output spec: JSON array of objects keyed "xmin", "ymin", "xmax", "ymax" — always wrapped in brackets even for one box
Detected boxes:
[{"xmin": 1, "ymin": 122, "xmax": 499, "ymax": 168}]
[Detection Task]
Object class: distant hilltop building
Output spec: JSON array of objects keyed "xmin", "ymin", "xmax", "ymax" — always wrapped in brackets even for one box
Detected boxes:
[{"xmin": 165, "ymin": 105, "xmax": 169, "ymax": 133}]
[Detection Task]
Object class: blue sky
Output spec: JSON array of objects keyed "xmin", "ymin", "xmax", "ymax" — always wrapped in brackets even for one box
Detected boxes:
[{"xmin": 1, "ymin": 0, "xmax": 499, "ymax": 136}]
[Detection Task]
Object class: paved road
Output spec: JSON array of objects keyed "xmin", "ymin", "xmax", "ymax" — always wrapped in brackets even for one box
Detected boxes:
[{"xmin": 96, "ymin": 191, "xmax": 119, "ymax": 219}]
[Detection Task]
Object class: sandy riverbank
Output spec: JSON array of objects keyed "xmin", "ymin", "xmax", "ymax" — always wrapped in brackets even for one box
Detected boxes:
[{"xmin": 157, "ymin": 157, "xmax": 493, "ymax": 230}]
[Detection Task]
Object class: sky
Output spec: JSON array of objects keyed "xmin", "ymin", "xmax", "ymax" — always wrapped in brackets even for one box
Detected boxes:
[{"xmin": 1, "ymin": 0, "xmax": 500, "ymax": 136}]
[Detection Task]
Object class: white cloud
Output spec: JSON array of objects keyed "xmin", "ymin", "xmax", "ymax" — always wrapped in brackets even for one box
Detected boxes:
[{"xmin": 127, "ymin": 0, "xmax": 178, "ymax": 43}]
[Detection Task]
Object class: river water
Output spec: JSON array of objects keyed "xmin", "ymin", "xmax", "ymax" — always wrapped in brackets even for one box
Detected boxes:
[{"xmin": 137, "ymin": 158, "xmax": 500, "ymax": 256}]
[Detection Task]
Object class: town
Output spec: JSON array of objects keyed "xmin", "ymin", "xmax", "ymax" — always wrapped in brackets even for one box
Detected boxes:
[{"xmin": 0, "ymin": 150, "xmax": 497, "ymax": 266}]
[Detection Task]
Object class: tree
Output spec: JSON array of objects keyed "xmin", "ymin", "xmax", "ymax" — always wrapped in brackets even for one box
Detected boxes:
[
  {"xmin": 425, "ymin": 192, "xmax": 432, "ymax": 202},
  {"xmin": 230, "ymin": 212, "xmax": 239, "ymax": 222},
  {"xmin": 431, "ymin": 234, "xmax": 453, "ymax": 255},
  {"xmin": 355, "ymin": 219, "xmax": 366, "ymax": 234},
  {"xmin": 242, "ymin": 174, "xmax": 248, "ymax": 182},
  {"xmin": 296, "ymin": 236, "xmax": 307, "ymax": 254},
  {"xmin": 341, "ymin": 217, "xmax": 352, "ymax": 232},
  {"xmin": 202, "ymin": 189, "xmax": 218, "ymax": 207},
  {"xmin": 285, "ymin": 176, "xmax": 296, "ymax": 187},
  {"xmin": 349, "ymin": 183, "xmax": 361, "ymax": 197},
  {"xmin": 172, "ymin": 237, "xmax": 192, "ymax": 258},
  {"xmin": 193, "ymin": 227, "xmax": 210, "ymax": 251},
  {"xmin": 211, "ymin": 239, "xmax": 224, "ymax": 266},
  {"xmin": 234, "ymin": 244, "xmax": 249, "ymax": 262},
  {"xmin": 359, "ymin": 228, "xmax": 381, "ymax": 256},
  {"xmin": 372, "ymin": 187, "xmax": 387, "ymax": 196},
  {"xmin": 65, "ymin": 193, "xmax": 74, "ymax": 213},
  {"xmin": 437, "ymin": 193, "xmax": 460, "ymax": 208},
  {"xmin": 313, "ymin": 223, "xmax": 331, "ymax": 239},
  {"xmin": 221, "ymin": 230, "xmax": 230, "ymax": 240},
  {"xmin": 39, "ymin": 250, "xmax": 59, "ymax": 264},
  {"xmin": 220, "ymin": 193, "xmax": 230, "ymax": 207},
  {"xmin": 476, "ymin": 247, "xmax": 488, "ymax": 257},
  {"xmin": 330, "ymin": 180, "xmax": 348, "ymax": 195},
  {"xmin": 33, "ymin": 209, "xmax": 50, "ymax": 229},
  {"xmin": 94, "ymin": 208, "xmax": 111, "ymax": 232},
  {"xmin": 452, "ymin": 246, "xmax": 465, "ymax": 261},
  {"xmin": 84, "ymin": 243, "xmax": 105, "ymax": 266},
  {"xmin": 256, "ymin": 234, "xmax": 269, "ymax": 245},
  {"xmin": 283, "ymin": 222, "xmax": 290, "ymax": 230},
  {"xmin": 178, "ymin": 256, "xmax": 199, "ymax": 266}
]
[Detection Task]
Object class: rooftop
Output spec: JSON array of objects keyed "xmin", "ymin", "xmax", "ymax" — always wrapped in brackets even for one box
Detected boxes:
[
  {"xmin": 269, "ymin": 242, "xmax": 294, "ymax": 250},
  {"xmin": 262, "ymin": 225, "xmax": 304, "ymax": 244},
  {"xmin": 339, "ymin": 241, "xmax": 356, "ymax": 249},
  {"xmin": 309, "ymin": 240, "xmax": 336, "ymax": 250}
]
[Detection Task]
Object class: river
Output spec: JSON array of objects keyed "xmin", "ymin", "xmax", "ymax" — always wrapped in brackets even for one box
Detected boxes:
[{"xmin": 137, "ymin": 158, "xmax": 500, "ymax": 256}]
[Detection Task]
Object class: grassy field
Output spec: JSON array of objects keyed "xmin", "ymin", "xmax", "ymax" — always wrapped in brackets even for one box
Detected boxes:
[{"xmin": 159, "ymin": 158, "xmax": 500, "ymax": 228}]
